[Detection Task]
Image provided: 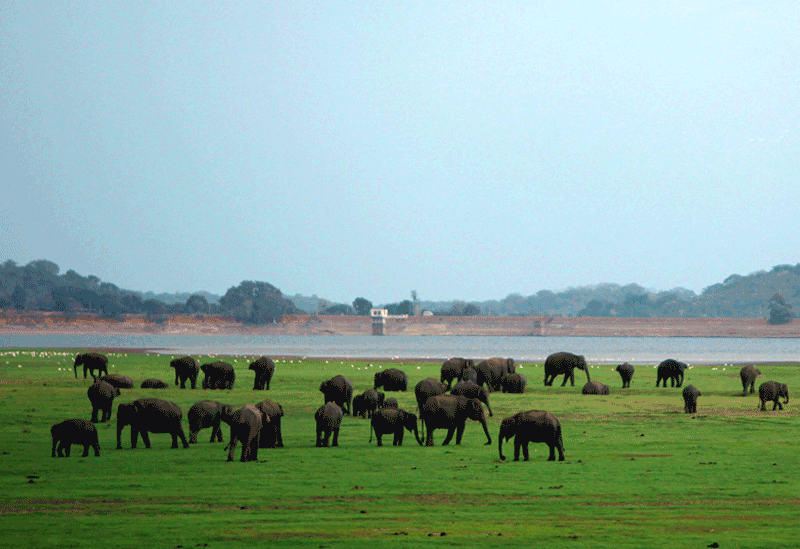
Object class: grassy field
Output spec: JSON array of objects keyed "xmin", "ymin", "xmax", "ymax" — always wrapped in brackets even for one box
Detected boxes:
[{"xmin": 1, "ymin": 349, "xmax": 798, "ymax": 549}]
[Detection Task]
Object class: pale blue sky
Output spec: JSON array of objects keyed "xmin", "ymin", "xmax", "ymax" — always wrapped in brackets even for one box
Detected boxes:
[{"xmin": 2, "ymin": 2, "xmax": 798, "ymax": 304}]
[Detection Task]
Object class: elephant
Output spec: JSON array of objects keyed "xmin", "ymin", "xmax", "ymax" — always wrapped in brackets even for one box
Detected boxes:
[
  {"xmin": 249, "ymin": 356, "xmax": 276, "ymax": 390},
  {"xmin": 319, "ymin": 375, "xmax": 354, "ymax": 415},
  {"xmin": 87, "ymin": 379, "xmax": 120, "ymax": 423},
  {"xmin": 682, "ymin": 384, "xmax": 701, "ymax": 413},
  {"xmin": 315, "ymin": 402, "xmax": 343, "ymax": 447},
  {"xmin": 383, "ymin": 397, "xmax": 399, "ymax": 409},
  {"xmin": 373, "ymin": 368, "xmax": 408, "ymax": 391},
  {"xmin": 369, "ymin": 408, "xmax": 422, "ymax": 446},
  {"xmin": 461, "ymin": 366, "xmax": 478, "ymax": 383},
  {"xmin": 421, "ymin": 394, "xmax": 492, "ymax": 447},
  {"xmin": 501, "ymin": 373, "xmax": 527, "ymax": 394},
  {"xmin": 498, "ymin": 410, "xmax": 564, "ymax": 462},
  {"xmin": 73, "ymin": 352, "xmax": 108, "ymax": 380},
  {"xmin": 170, "ymin": 356, "xmax": 200, "ymax": 389},
  {"xmin": 656, "ymin": 359, "xmax": 687, "ymax": 388},
  {"xmin": 201, "ymin": 361, "xmax": 235, "ymax": 390},
  {"xmin": 450, "ymin": 380, "xmax": 493, "ymax": 417},
  {"xmin": 616, "ymin": 362, "xmax": 635, "ymax": 388},
  {"xmin": 188, "ymin": 400, "xmax": 232, "ymax": 443},
  {"xmin": 414, "ymin": 378, "xmax": 449, "ymax": 438},
  {"xmin": 353, "ymin": 389, "xmax": 385, "ymax": 419},
  {"xmin": 759, "ymin": 381, "xmax": 789, "ymax": 411},
  {"xmin": 116, "ymin": 398, "xmax": 189, "ymax": 449},
  {"xmin": 440, "ymin": 358, "xmax": 475, "ymax": 390},
  {"xmin": 221, "ymin": 404, "xmax": 262, "ymax": 462},
  {"xmin": 740, "ymin": 365, "xmax": 762, "ymax": 395},
  {"xmin": 51, "ymin": 419, "xmax": 100, "ymax": 457},
  {"xmin": 99, "ymin": 374, "xmax": 134, "ymax": 389},
  {"xmin": 255, "ymin": 399, "xmax": 284, "ymax": 448},
  {"xmin": 582, "ymin": 381, "xmax": 610, "ymax": 395},
  {"xmin": 544, "ymin": 352, "xmax": 590, "ymax": 387},
  {"xmin": 476, "ymin": 357, "xmax": 515, "ymax": 392},
  {"xmin": 140, "ymin": 378, "xmax": 168, "ymax": 389}
]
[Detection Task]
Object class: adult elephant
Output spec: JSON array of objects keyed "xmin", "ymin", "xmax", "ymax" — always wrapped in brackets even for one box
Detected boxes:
[
  {"xmin": 315, "ymin": 402, "xmax": 343, "ymax": 447},
  {"xmin": 440, "ymin": 358, "xmax": 474, "ymax": 390},
  {"xmin": 498, "ymin": 410, "xmax": 564, "ymax": 462},
  {"xmin": 461, "ymin": 366, "xmax": 478, "ymax": 383},
  {"xmin": 501, "ymin": 373, "xmax": 527, "ymax": 394},
  {"xmin": 682, "ymin": 384, "xmax": 701, "ymax": 413},
  {"xmin": 544, "ymin": 352, "xmax": 590, "ymax": 387},
  {"xmin": 140, "ymin": 378, "xmax": 168, "ymax": 389},
  {"xmin": 99, "ymin": 374, "xmax": 134, "ymax": 389},
  {"xmin": 249, "ymin": 356, "xmax": 276, "ymax": 390},
  {"xmin": 170, "ymin": 356, "xmax": 200, "ymax": 389},
  {"xmin": 87, "ymin": 380, "xmax": 120, "ymax": 423},
  {"xmin": 414, "ymin": 378, "xmax": 448, "ymax": 439},
  {"xmin": 383, "ymin": 397, "xmax": 399, "ymax": 409},
  {"xmin": 616, "ymin": 363, "xmax": 635, "ymax": 388},
  {"xmin": 656, "ymin": 359, "xmax": 687, "ymax": 388},
  {"xmin": 759, "ymin": 381, "xmax": 789, "ymax": 411},
  {"xmin": 188, "ymin": 401, "xmax": 232, "ymax": 444},
  {"xmin": 421, "ymin": 394, "xmax": 492, "ymax": 447},
  {"xmin": 369, "ymin": 408, "xmax": 422, "ymax": 447},
  {"xmin": 476, "ymin": 358, "xmax": 515, "ymax": 392},
  {"xmin": 740, "ymin": 365, "xmax": 762, "ymax": 396},
  {"xmin": 255, "ymin": 399, "xmax": 284, "ymax": 448},
  {"xmin": 374, "ymin": 368, "xmax": 408, "ymax": 392},
  {"xmin": 51, "ymin": 419, "xmax": 100, "ymax": 457},
  {"xmin": 116, "ymin": 398, "xmax": 189, "ymax": 450},
  {"xmin": 201, "ymin": 361, "xmax": 235, "ymax": 390},
  {"xmin": 319, "ymin": 375, "xmax": 354, "ymax": 415},
  {"xmin": 582, "ymin": 381, "xmax": 610, "ymax": 395},
  {"xmin": 450, "ymin": 380, "xmax": 493, "ymax": 417},
  {"xmin": 74, "ymin": 352, "xmax": 108, "ymax": 380},
  {"xmin": 353, "ymin": 389, "xmax": 385, "ymax": 419},
  {"xmin": 221, "ymin": 404, "xmax": 262, "ymax": 462}
]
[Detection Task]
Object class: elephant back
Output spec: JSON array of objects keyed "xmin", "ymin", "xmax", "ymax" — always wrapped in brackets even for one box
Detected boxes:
[
  {"xmin": 141, "ymin": 378, "xmax": 169, "ymax": 389},
  {"xmin": 99, "ymin": 374, "xmax": 134, "ymax": 389}
]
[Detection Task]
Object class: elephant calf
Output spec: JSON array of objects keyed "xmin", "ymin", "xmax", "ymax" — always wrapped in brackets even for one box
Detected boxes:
[
  {"xmin": 87, "ymin": 380, "xmax": 121, "ymax": 423},
  {"xmin": 582, "ymin": 381, "xmax": 610, "ymax": 395},
  {"xmin": 140, "ymin": 378, "xmax": 168, "ymax": 389},
  {"xmin": 52, "ymin": 419, "xmax": 100, "ymax": 457},
  {"xmin": 117, "ymin": 398, "xmax": 189, "ymax": 450},
  {"xmin": 188, "ymin": 400, "xmax": 232, "ymax": 443},
  {"xmin": 315, "ymin": 402, "xmax": 343, "ymax": 447},
  {"xmin": 759, "ymin": 381, "xmax": 789, "ymax": 411},
  {"xmin": 369, "ymin": 408, "xmax": 422, "ymax": 446},
  {"xmin": 740, "ymin": 365, "xmax": 762, "ymax": 396},
  {"xmin": 498, "ymin": 410, "xmax": 564, "ymax": 462},
  {"xmin": 682, "ymin": 384, "xmax": 701, "ymax": 414},
  {"xmin": 222, "ymin": 405, "xmax": 263, "ymax": 462},
  {"xmin": 616, "ymin": 362, "xmax": 635, "ymax": 388}
]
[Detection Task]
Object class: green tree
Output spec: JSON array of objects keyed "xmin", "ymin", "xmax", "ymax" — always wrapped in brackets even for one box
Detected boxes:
[
  {"xmin": 11, "ymin": 285, "xmax": 26, "ymax": 310},
  {"xmin": 185, "ymin": 294, "xmax": 210, "ymax": 314},
  {"xmin": 768, "ymin": 292, "xmax": 794, "ymax": 325},
  {"xmin": 352, "ymin": 297, "xmax": 373, "ymax": 316}
]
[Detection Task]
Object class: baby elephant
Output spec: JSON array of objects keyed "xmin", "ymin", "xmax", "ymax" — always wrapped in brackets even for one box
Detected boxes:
[
  {"xmin": 682, "ymin": 384, "xmax": 701, "ymax": 414},
  {"xmin": 582, "ymin": 381, "xmax": 610, "ymax": 395},
  {"xmin": 759, "ymin": 381, "xmax": 789, "ymax": 411},
  {"xmin": 51, "ymin": 419, "xmax": 100, "ymax": 457},
  {"xmin": 315, "ymin": 402, "xmax": 343, "ymax": 447}
]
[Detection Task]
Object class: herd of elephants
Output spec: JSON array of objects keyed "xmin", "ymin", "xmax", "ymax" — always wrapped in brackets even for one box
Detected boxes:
[{"xmin": 50, "ymin": 351, "xmax": 790, "ymax": 463}]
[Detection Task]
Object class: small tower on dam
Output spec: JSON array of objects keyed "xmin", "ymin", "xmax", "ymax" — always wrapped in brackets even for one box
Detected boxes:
[{"xmin": 370, "ymin": 308, "xmax": 388, "ymax": 335}]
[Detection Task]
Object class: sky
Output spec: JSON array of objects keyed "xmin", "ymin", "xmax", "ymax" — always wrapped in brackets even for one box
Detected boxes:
[{"xmin": 1, "ymin": 1, "xmax": 799, "ymax": 304}]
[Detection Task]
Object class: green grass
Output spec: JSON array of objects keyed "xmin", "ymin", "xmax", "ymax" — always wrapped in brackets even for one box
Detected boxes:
[{"xmin": 1, "ymin": 350, "xmax": 799, "ymax": 548}]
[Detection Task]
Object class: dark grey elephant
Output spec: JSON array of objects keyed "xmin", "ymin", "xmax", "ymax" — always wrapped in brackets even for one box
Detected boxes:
[
  {"xmin": 501, "ymin": 373, "xmax": 527, "ymax": 394},
  {"xmin": 759, "ymin": 381, "xmax": 789, "ymax": 411},
  {"xmin": 421, "ymin": 394, "xmax": 492, "ymax": 447},
  {"xmin": 656, "ymin": 359, "xmax": 687, "ymax": 388},
  {"xmin": 461, "ymin": 366, "xmax": 478, "ymax": 383},
  {"xmin": 116, "ymin": 398, "xmax": 189, "ymax": 449},
  {"xmin": 140, "ymin": 378, "xmax": 168, "ymax": 389},
  {"xmin": 249, "ymin": 356, "xmax": 276, "ymax": 390},
  {"xmin": 498, "ymin": 410, "xmax": 564, "ymax": 462},
  {"xmin": 383, "ymin": 397, "xmax": 399, "ymax": 409},
  {"xmin": 450, "ymin": 380, "xmax": 493, "ymax": 417},
  {"xmin": 682, "ymin": 384, "xmax": 701, "ymax": 413},
  {"xmin": 87, "ymin": 380, "xmax": 120, "ymax": 423},
  {"xmin": 170, "ymin": 356, "xmax": 200, "ymax": 389},
  {"xmin": 440, "ymin": 358, "xmax": 475, "ymax": 390},
  {"xmin": 415, "ymin": 377, "xmax": 449, "ymax": 438},
  {"xmin": 315, "ymin": 402, "xmax": 344, "ymax": 447},
  {"xmin": 221, "ymin": 404, "xmax": 262, "ymax": 462},
  {"xmin": 582, "ymin": 381, "xmax": 610, "ymax": 395},
  {"xmin": 319, "ymin": 375, "xmax": 354, "ymax": 415},
  {"xmin": 476, "ymin": 357, "xmax": 515, "ymax": 392},
  {"xmin": 740, "ymin": 365, "xmax": 762, "ymax": 395},
  {"xmin": 353, "ymin": 389, "xmax": 385, "ymax": 419},
  {"xmin": 74, "ymin": 352, "xmax": 108, "ymax": 380},
  {"xmin": 51, "ymin": 419, "xmax": 100, "ymax": 457},
  {"xmin": 255, "ymin": 399, "xmax": 284, "ymax": 448},
  {"xmin": 99, "ymin": 374, "xmax": 134, "ymax": 389},
  {"xmin": 201, "ymin": 361, "xmax": 235, "ymax": 390},
  {"xmin": 374, "ymin": 368, "xmax": 408, "ymax": 391},
  {"xmin": 188, "ymin": 400, "xmax": 232, "ymax": 443},
  {"xmin": 369, "ymin": 408, "xmax": 422, "ymax": 446},
  {"xmin": 616, "ymin": 362, "xmax": 635, "ymax": 388},
  {"xmin": 544, "ymin": 352, "xmax": 590, "ymax": 386}
]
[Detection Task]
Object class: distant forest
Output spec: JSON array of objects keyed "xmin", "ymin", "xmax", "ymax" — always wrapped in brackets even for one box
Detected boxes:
[{"xmin": 0, "ymin": 259, "xmax": 797, "ymax": 324}]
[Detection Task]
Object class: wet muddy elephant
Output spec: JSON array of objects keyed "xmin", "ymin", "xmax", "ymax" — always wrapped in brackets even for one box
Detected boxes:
[{"xmin": 498, "ymin": 410, "xmax": 564, "ymax": 462}]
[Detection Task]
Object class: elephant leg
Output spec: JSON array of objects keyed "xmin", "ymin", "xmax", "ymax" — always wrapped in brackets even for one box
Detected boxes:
[
  {"xmin": 455, "ymin": 423, "xmax": 466, "ymax": 445},
  {"xmin": 442, "ymin": 426, "xmax": 457, "ymax": 446},
  {"xmin": 91, "ymin": 407, "xmax": 99, "ymax": 423},
  {"xmin": 176, "ymin": 427, "xmax": 189, "ymax": 449},
  {"xmin": 425, "ymin": 425, "xmax": 435, "ymax": 447},
  {"xmin": 513, "ymin": 439, "xmax": 521, "ymax": 461},
  {"xmin": 331, "ymin": 427, "xmax": 340, "ymax": 447},
  {"xmin": 190, "ymin": 429, "xmax": 199, "ymax": 444},
  {"xmin": 227, "ymin": 436, "xmax": 238, "ymax": 461},
  {"xmin": 82, "ymin": 444, "xmax": 91, "ymax": 457},
  {"xmin": 395, "ymin": 430, "xmax": 404, "ymax": 446},
  {"xmin": 547, "ymin": 443, "xmax": 557, "ymax": 461},
  {"xmin": 376, "ymin": 432, "xmax": 383, "ymax": 447},
  {"xmin": 171, "ymin": 432, "xmax": 179, "ymax": 449},
  {"xmin": 63, "ymin": 442, "xmax": 71, "ymax": 457},
  {"xmin": 275, "ymin": 419, "xmax": 283, "ymax": 447},
  {"xmin": 522, "ymin": 441, "xmax": 530, "ymax": 461},
  {"xmin": 130, "ymin": 427, "xmax": 139, "ymax": 449},
  {"xmin": 140, "ymin": 430, "xmax": 152, "ymax": 449}
]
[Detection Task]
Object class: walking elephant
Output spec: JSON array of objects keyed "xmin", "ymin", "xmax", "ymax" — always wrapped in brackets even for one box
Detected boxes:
[
  {"xmin": 188, "ymin": 400, "xmax": 232, "ymax": 444},
  {"xmin": 116, "ymin": 398, "xmax": 189, "ymax": 449},
  {"xmin": 201, "ymin": 362, "xmax": 235, "ymax": 390},
  {"xmin": 353, "ymin": 389, "xmax": 385, "ymax": 419},
  {"xmin": 498, "ymin": 410, "xmax": 564, "ymax": 462},
  {"xmin": 87, "ymin": 380, "xmax": 120, "ymax": 423},
  {"xmin": 170, "ymin": 356, "xmax": 200, "ymax": 389},
  {"xmin": 315, "ymin": 402, "xmax": 344, "ymax": 447},
  {"xmin": 415, "ymin": 378, "xmax": 449, "ymax": 438},
  {"xmin": 450, "ymin": 380, "xmax": 493, "ymax": 417},
  {"xmin": 51, "ymin": 419, "xmax": 100, "ymax": 457},
  {"xmin": 140, "ymin": 378, "xmax": 168, "ymax": 389},
  {"xmin": 369, "ymin": 408, "xmax": 422, "ymax": 446},
  {"xmin": 544, "ymin": 352, "xmax": 590, "ymax": 387},
  {"xmin": 319, "ymin": 375, "xmax": 354, "ymax": 415},
  {"xmin": 740, "ymin": 365, "xmax": 762, "ymax": 396},
  {"xmin": 477, "ymin": 357, "xmax": 515, "ymax": 392},
  {"xmin": 421, "ymin": 394, "xmax": 492, "ymax": 447},
  {"xmin": 682, "ymin": 384, "xmax": 701, "ymax": 413},
  {"xmin": 73, "ymin": 352, "xmax": 108, "ymax": 380},
  {"xmin": 582, "ymin": 381, "xmax": 610, "ymax": 395},
  {"xmin": 616, "ymin": 363, "xmax": 635, "ymax": 388},
  {"xmin": 249, "ymin": 356, "xmax": 276, "ymax": 390},
  {"xmin": 99, "ymin": 374, "xmax": 134, "ymax": 389},
  {"xmin": 374, "ymin": 368, "xmax": 408, "ymax": 391},
  {"xmin": 255, "ymin": 399, "xmax": 284, "ymax": 448},
  {"xmin": 759, "ymin": 381, "xmax": 789, "ymax": 411},
  {"xmin": 221, "ymin": 405, "xmax": 262, "ymax": 462},
  {"xmin": 656, "ymin": 359, "xmax": 687, "ymax": 388},
  {"xmin": 440, "ymin": 358, "xmax": 475, "ymax": 390},
  {"xmin": 501, "ymin": 373, "xmax": 527, "ymax": 394}
]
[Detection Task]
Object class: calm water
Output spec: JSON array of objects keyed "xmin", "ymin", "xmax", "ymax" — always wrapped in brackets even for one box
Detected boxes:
[{"xmin": 1, "ymin": 334, "xmax": 798, "ymax": 364}]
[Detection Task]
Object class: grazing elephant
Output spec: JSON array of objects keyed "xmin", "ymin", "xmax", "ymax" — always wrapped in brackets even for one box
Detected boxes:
[
  {"xmin": 415, "ymin": 378, "xmax": 449, "ymax": 439},
  {"xmin": 759, "ymin": 381, "xmax": 789, "ymax": 411},
  {"xmin": 421, "ymin": 394, "xmax": 492, "ymax": 447},
  {"xmin": 498, "ymin": 410, "xmax": 564, "ymax": 462},
  {"xmin": 170, "ymin": 356, "xmax": 200, "ymax": 389},
  {"xmin": 249, "ymin": 356, "xmax": 276, "ymax": 390},
  {"xmin": 369, "ymin": 408, "xmax": 422, "ymax": 446},
  {"xmin": 374, "ymin": 368, "xmax": 408, "ymax": 391},
  {"xmin": 201, "ymin": 361, "xmax": 235, "ymax": 390},
  {"xmin": 255, "ymin": 399, "xmax": 284, "ymax": 448},
  {"xmin": 440, "ymin": 358, "xmax": 475, "ymax": 390},
  {"xmin": 315, "ymin": 402, "xmax": 344, "ymax": 447},
  {"xmin": 319, "ymin": 375, "xmax": 354, "ymax": 415},
  {"xmin": 477, "ymin": 358, "xmax": 515, "ymax": 392},
  {"xmin": 73, "ymin": 352, "xmax": 108, "ymax": 380},
  {"xmin": 99, "ymin": 374, "xmax": 134, "ymax": 389},
  {"xmin": 656, "ymin": 359, "xmax": 687, "ymax": 388},
  {"xmin": 221, "ymin": 405, "xmax": 262, "ymax": 462},
  {"xmin": 582, "ymin": 381, "xmax": 610, "ymax": 395},
  {"xmin": 188, "ymin": 400, "xmax": 232, "ymax": 444},
  {"xmin": 682, "ymin": 384, "xmax": 701, "ymax": 413},
  {"xmin": 501, "ymin": 373, "xmax": 527, "ymax": 394},
  {"xmin": 740, "ymin": 365, "xmax": 762, "ymax": 396},
  {"xmin": 140, "ymin": 378, "xmax": 168, "ymax": 389},
  {"xmin": 51, "ymin": 419, "xmax": 100, "ymax": 457},
  {"xmin": 87, "ymin": 380, "xmax": 120, "ymax": 423},
  {"xmin": 383, "ymin": 397, "xmax": 399, "ymax": 409},
  {"xmin": 353, "ymin": 389, "xmax": 385, "ymax": 418},
  {"xmin": 116, "ymin": 398, "xmax": 189, "ymax": 449},
  {"xmin": 616, "ymin": 363, "xmax": 635, "ymax": 388},
  {"xmin": 450, "ymin": 380, "xmax": 493, "ymax": 417},
  {"xmin": 544, "ymin": 352, "xmax": 590, "ymax": 387}
]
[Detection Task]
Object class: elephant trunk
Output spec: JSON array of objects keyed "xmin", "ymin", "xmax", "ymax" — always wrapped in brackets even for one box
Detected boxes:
[{"xmin": 413, "ymin": 424, "xmax": 423, "ymax": 446}]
